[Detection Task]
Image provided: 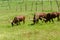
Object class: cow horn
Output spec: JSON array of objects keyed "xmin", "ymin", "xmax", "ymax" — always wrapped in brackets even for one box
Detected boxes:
[{"xmin": 41, "ymin": 17, "xmax": 46, "ymax": 20}]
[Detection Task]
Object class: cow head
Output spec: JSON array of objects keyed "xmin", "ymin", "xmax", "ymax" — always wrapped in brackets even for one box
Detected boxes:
[{"xmin": 11, "ymin": 20, "xmax": 14, "ymax": 26}]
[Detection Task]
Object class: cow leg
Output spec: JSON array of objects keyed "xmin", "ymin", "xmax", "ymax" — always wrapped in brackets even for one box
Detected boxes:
[
  {"xmin": 17, "ymin": 23, "xmax": 18, "ymax": 25},
  {"xmin": 36, "ymin": 19, "xmax": 39, "ymax": 23},
  {"xmin": 18, "ymin": 22, "xmax": 21, "ymax": 25},
  {"xmin": 32, "ymin": 19, "xmax": 36, "ymax": 24},
  {"xmin": 57, "ymin": 15, "xmax": 60, "ymax": 21},
  {"xmin": 23, "ymin": 20, "xmax": 25, "ymax": 24},
  {"xmin": 39, "ymin": 17, "xmax": 42, "ymax": 20},
  {"xmin": 48, "ymin": 19, "xmax": 51, "ymax": 22},
  {"xmin": 51, "ymin": 19, "xmax": 54, "ymax": 22},
  {"xmin": 45, "ymin": 19, "xmax": 50, "ymax": 23},
  {"xmin": 39, "ymin": 17, "xmax": 43, "ymax": 23},
  {"xmin": 16, "ymin": 22, "xmax": 19, "ymax": 25},
  {"xmin": 45, "ymin": 19, "xmax": 48, "ymax": 23}
]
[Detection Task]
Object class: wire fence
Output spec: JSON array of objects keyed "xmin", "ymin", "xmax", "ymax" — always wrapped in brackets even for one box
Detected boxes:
[
  {"xmin": 49, "ymin": 0, "xmax": 52, "ymax": 12},
  {"xmin": 0, "ymin": 0, "xmax": 60, "ymax": 12},
  {"xmin": 55, "ymin": 0, "xmax": 60, "ymax": 12}
]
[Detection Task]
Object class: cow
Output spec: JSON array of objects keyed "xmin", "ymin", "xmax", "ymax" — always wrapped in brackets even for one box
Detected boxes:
[
  {"xmin": 52, "ymin": 12, "xmax": 60, "ymax": 21},
  {"xmin": 32, "ymin": 12, "xmax": 46, "ymax": 24},
  {"xmin": 44, "ymin": 13, "xmax": 53, "ymax": 23},
  {"xmin": 44, "ymin": 12, "xmax": 60, "ymax": 23},
  {"xmin": 11, "ymin": 15, "xmax": 25, "ymax": 26}
]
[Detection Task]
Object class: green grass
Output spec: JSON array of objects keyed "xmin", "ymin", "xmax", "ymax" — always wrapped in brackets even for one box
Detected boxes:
[
  {"xmin": 0, "ymin": 0, "xmax": 60, "ymax": 40},
  {"xmin": 0, "ymin": 12, "xmax": 60, "ymax": 40}
]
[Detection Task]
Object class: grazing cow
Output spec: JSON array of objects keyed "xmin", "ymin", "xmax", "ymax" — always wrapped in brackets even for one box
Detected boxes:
[
  {"xmin": 32, "ymin": 12, "xmax": 46, "ymax": 24},
  {"xmin": 11, "ymin": 15, "xmax": 25, "ymax": 26},
  {"xmin": 32, "ymin": 14, "xmax": 39, "ymax": 24},
  {"xmin": 44, "ymin": 13, "xmax": 53, "ymax": 22},
  {"xmin": 51, "ymin": 12, "xmax": 60, "ymax": 21},
  {"xmin": 44, "ymin": 12, "xmax": 60, "ymax": 23}
]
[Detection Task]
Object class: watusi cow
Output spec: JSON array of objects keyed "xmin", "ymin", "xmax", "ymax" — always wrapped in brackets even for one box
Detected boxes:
[
  {"xmin": 44, "ymin": 12, "xmax": 60, "ymax": 23},
  {"xmin": 11, "ymin": 15, "xmax": 25, "ymax": 26},
  {"xmin": 32, "ymin": 12, "xmax": 46, "ymax": 24},
  {"xmin": 52, "ymin": 12, "xmax": 60, "ymax": 21},
  {"xmin": 44, "ymin": 13, "xmax": 54, "ymax": 23}
]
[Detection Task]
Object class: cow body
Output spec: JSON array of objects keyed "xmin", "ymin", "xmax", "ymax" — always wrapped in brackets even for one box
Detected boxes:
[
  {"xmin": 44, "ymin": 12, "xmax": 60, "ymax": 22},
  {"xmin": 11, "ymin": 15, "xmax": 25, "ymax": 26},
  {"xmin": 32, "ymin": 12, "xmax": 46, "ymax": 24}
]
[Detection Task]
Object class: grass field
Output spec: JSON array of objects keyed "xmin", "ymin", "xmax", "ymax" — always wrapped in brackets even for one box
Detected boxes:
[{"xmin": 0, "ymin": 0, "xmax": 60, "ymax": 40}]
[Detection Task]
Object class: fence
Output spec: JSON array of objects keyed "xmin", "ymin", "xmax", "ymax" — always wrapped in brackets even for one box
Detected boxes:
[{"xmin": 0, "ymin": 0, "xmax": 60, "ymax": 12}]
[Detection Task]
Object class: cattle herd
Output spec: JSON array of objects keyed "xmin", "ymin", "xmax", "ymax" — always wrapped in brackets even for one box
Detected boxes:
[{"xmin": 11, "ymin": 12, "xmax": 60, "ymax": 26}]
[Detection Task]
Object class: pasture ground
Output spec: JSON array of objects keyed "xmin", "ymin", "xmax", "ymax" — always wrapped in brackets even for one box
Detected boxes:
[{"xmin": 0, "ymin": 12, "xmax": 60, "ymax": 40}]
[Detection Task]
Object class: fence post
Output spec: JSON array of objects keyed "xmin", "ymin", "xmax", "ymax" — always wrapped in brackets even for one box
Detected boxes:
[
  {"xmin": 7, "ymin": 0, "xmax": 11, "ymax": 10},
  {"xmin": 25, "ymin": 1, "xmax": 27, "ymax": 11},
  {"xmin": 42, "ymin": 0, "xmax": 43, "ymax": 12},
  {"xmin": 16, "ymin": 1, "xmax": 18, "ymax": 12},
  {"xmin": 31, "ymin": 1, "xmax": 33, "ymax": 12},
  {"xmin": 36, "ymin": 1, "xmax": 37, "ymax": 12},
  {"xmin": 55, "ymin": 0, "xmax": 60, "ymax": 12},
  {"xmin": 50, "ymin": 0, "xmax": 52, "ymax": 12}
]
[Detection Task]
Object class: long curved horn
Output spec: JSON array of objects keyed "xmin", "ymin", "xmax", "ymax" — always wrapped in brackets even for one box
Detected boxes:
[{"xmin": 40, "ymin": 17, "xmax": 46, "ymax": 20}]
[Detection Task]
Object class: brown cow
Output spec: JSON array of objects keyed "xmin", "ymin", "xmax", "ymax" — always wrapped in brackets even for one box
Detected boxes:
[
  {"xmin": 52, "ymin": 12, "xmax": 60, "ymax": 21},
  {"xmin": 32, "ymin": 12, "xmax": 46, "ymax": 24},
  {"xmin": 44, "ymin": 13, "xmax": 53, "ymax": 22},
  {"xmin": 44, "ymin": 12, "xmax": 60, "ymax": 23},
  {"xmin": 11, "ymin": 15, "xmax": 25, "ymax": 26}
]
